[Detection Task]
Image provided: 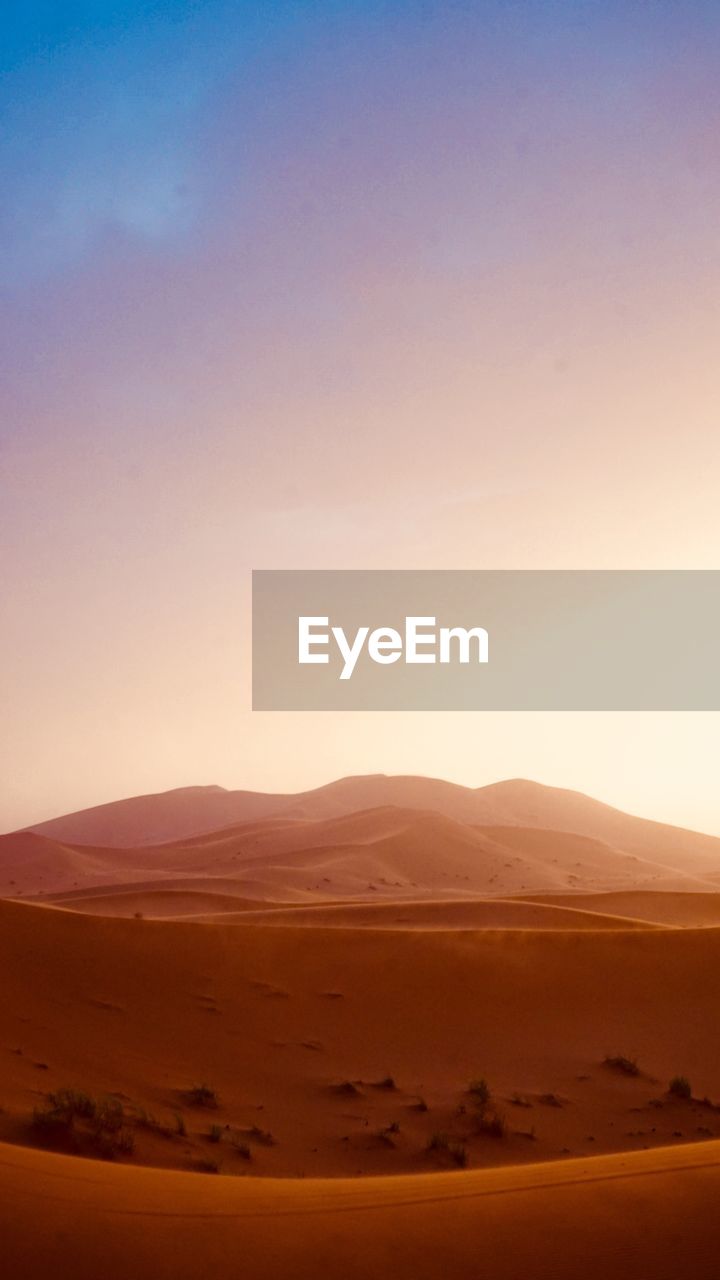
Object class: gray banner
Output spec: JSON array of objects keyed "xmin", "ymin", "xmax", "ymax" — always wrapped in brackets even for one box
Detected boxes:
[{"xmin": 252, "ymin": 570, "xmax": 720, "ymax": 710}]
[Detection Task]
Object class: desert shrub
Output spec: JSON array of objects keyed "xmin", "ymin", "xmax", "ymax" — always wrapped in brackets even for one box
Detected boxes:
[
  {"xmin": 247, "ymin": 1124, "xmax": 276, "ymax": 1146},
  {"xmin": 468, "ymin": 1078, "xmax": 491, "ymax": 1109},
  {"xmin": 476, "ymin": 1107, "xmax": 507, "ymax": 1138},
  {"xmin": 604, "ymin": 1055, "xmax": 639, "ymax": 1077},
  {"xmin": 174, "ymin": 1112, "xmax": 187, "ymax": 1137},
  {"xmin": 93, "ymin": 1098, "xmax": 125, "ymax": 1134},
  {"xmin": 208, "ymin": 1124, "xmax": 223, "ymax": 1144},
  {"xmin": 539, "ymin": 1093, "xmax": 563, "ymax": 1108},
  {"xmin": 448, "ymin": 1140, "xmax": 468, "ymax": 1168},
  {"xmin": 32, "ymin": 1104, "xmax": 72, "ymax": 1138},
  {"xmin": 230, "ymin": 1131, "xmax": 253, "ymax": 1162},
  {"xmin": 47, "ymin": 1088, "xmax": 97, "ymax": 1123},
  {"xmin": 94, "ymin": 1126, "xmax": 136, "ymax": 1159},
  {"xmin": 510, "ymin": 1093, "xmax": 532, "ymax": 1108},
  {"xmin": 331, "ymin": 1080, "xmax": 362, "ymax": 1097},
  {"xmin": 33, "ymin": 1089, "xmax": 134, "ymax": 1159},
  {"xmin": 132, "ymin": 1109, "xmax": 179, "ymax": 1140},
  {"xmin": 115, "ymin": 1127, "xmax": 136, "ymax": 1154},
  {"xmin": 427, "ymin": 1133, "xmax": 467, "ymax": 1167},
  {"xmin": 428, "ymin": 1132, "xmax": 448, "ymax": 1152},
  {"xmin": 669, "ymin": 1076, "xmax": 692, "ymax": 1100},
  {"xmin": 193, "ymin": 1157, "xmax": 220, "ymax": 1174},
  {"xmin": 32, "ymin": 1089, "xmax": 96, "ymax": 1139},
  {"xmin": 374, "ymin": 1076, "xmax": 397, "ymax": 1091},
  {"xmin": 185, "ymin": 1083, "xmax": 219, "ymax": 1108},
  {"xmin": 411, "ymin": 1096, "xmax": 429, "ymax": 1112}
]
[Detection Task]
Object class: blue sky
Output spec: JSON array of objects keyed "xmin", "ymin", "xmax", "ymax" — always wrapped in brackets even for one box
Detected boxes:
[{"xmin": 5, "ymin": 1, "xmax": 718, "ymax": 283}]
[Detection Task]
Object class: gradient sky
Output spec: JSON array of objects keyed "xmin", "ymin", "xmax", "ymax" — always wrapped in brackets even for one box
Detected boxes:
[{"xmin": 2, "ymin": 1, "xmax": 720, "ymax": 834}]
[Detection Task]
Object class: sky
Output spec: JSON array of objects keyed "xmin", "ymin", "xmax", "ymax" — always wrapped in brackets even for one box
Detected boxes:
[{"xmin": 2, "ymin": 1, "xmax": 720, "ymax": 834}]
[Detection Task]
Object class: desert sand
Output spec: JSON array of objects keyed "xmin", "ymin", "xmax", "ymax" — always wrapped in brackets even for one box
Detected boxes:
[
  {"xmin": 4, "ymin": 1138, "xmax": 720, "ymax": 1279},
  {"xmin": 2, "ymin": 776, "xmax": 720, "ymax": 1277}
]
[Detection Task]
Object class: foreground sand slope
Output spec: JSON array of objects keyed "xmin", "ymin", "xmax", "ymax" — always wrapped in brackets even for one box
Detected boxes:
[
  {"xmin": 2, "ymin": 1138, "xmax": 720, "ymax": 1279},
  {"xmin": 2, "ymin": 897, "xmax": 720, "ymax": 1175}
]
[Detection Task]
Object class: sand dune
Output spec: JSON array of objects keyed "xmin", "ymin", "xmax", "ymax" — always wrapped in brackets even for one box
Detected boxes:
[
  {"xmin": 2, "ymin": 895, "xmax": 720, "ymax": 1183},
  {"xmin": 525, "ymin": 890, "xmax": 720, "ymax": 928},
  {"xmin": 3, "ymin": 894, "xmax": 720, "ymax": 1276},
  {"xmin": 5, "ymin": 801, "xmax": 720, "ymax": 903},
  {"xmin": 25, "ymin": 775, "xmax": 520, "ymax": 845},
  {"xmin": 3, "ymin": 1138, "xmax": 720, "ymax": 1279},
  {"xmin": 24, "ymin": 776, "xmax": 720, "ymax": 877},
  {"xmin": 43, "ymin": 888, "xmax": 664, "ymax": 929},
  {"xmin": 27, "ymin": 783, "xmax": 283, "ymax": 848},
  {"xmin": 47, "ymin": 887, "xmax": 279, "ymax": 918},
  {"xmin": 183, "ymin": 897, "xmax": 661, "ymax": 929}
]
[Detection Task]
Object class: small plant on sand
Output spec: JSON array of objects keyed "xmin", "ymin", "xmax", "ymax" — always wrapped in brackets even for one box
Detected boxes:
[
  {"xmin": 410, "ymin": 1096, "xmax": 429, "ymax": 1112},
  {"xmin": 174, "ymin": 1112, "xmax": 187, "ymax": 1137},
  {"xmin": 33, "ymin": 1089, "xmax": 134, "ymax": 1159},
  {"xmin": 427, "ymin": 1133, "xmax": 467, "ymax": 1168},
  {"xmin": 132, "ymin": 1108, "xmax": 179, "ymax": 1140},
  {"xmin": 247, "ymin": 1124, "xmax": 276, "ymax": 1146},
  {"xmin": 39, "ymin": 1088, "xmax": 96, "ymax": 1125},
  {"xmin": 448, "ymin": 1139, "xmax": 467, "ymax": 1168},
  {"xmin": 193, "ymin": 1157, "xmax": 220, "ymax": 1174},
  {"xmin": 208, "ymin": 1124, "xmax": 223, "ymax": 1144},
  {"xmin": 331, "ymin": 1080, "xmax": 362, "ymax": 1097},
  {"xmin": 468, "ymin": 1078, "xmax": 491, "ymax": 1107},
  {"xmin": 427, "ymin": 1132, "xmax": 448, "ymax": 1152},
  {"xmin": 231, "ymin": 1135, "xmax": 252, "ymax": 1160},
  {"xmin": 95, "ymin": 1124, "xmax": 135, "ymax": 1159},
  {"xmin": 539, "ymin": 1093, "xmax": 563, "ymax": 1108},
  {"xmin": 476, "ymin": 1107, "xmax": 507, "ymax": 1139},
  {"xmin": 604, "ymin": 1055, "xmax": 640, "ymax": 1077},
  {"xmin": 373, "ymin": 1076, "xmax": 397, "ymax": 1091},
  {"xmin": 377, "ymin": 1122, "xmax": 400, "ymax": 1148},
  {"xmin": 669, "ymin": 1076, "xmax": 692, "ymax": 1100},
  {"xmin": 185, "ymin": 1083, "xmax": 219, "ymax": 1108}
]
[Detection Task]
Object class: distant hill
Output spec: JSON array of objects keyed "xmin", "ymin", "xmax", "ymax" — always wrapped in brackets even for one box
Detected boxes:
[
  {"xmin": 21, "ymin": 776, "xmax": 720, "ymax": 877},
  {"xmin": 0, "ymin": 776, "xmax": 718, "ymax": 902}
]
